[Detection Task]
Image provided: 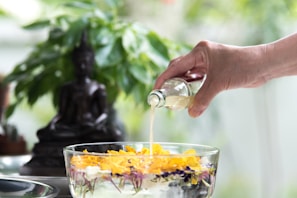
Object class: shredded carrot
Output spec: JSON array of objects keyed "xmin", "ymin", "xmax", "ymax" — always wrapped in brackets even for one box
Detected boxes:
[{"xmin": 70, "ymin": 144, "xmax": 202, "ymax": 175}]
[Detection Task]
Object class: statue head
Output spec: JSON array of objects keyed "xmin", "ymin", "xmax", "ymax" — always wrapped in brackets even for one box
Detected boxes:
[{"xmin": 71, "ymin": 30, "xmax": 95, "ymax": 78}]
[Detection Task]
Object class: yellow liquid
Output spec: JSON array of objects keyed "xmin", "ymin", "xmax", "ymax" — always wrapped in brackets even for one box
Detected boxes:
[{"xmin": 165, "ymin": 95, "xmax": 194, "ymax": 110}]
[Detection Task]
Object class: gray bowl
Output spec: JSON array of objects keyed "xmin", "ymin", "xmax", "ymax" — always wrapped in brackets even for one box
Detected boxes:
[
  {"xmin": 0, "ymin": 177, "xmax": 59, "ymax": 197},
  {"xmin": 0, "ymin": 154, "xmax": 31, "ymax": 175}
]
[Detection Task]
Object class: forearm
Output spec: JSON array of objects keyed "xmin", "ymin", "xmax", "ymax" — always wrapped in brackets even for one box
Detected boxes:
[
  {"xmin": 262, "ymin": 33, "xmax": 297, "ymax": 80},
  {"xmin": 222, "ymin": 33, "xmax": 297, "ymax": 88}
]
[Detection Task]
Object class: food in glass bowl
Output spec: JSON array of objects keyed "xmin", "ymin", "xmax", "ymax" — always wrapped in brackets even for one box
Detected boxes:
[{"xmin": 63, "ymin": 142, "xmax": 219, "ymax": 198}]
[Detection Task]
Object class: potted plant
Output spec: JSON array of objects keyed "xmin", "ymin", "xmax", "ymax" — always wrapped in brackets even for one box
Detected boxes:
[
  {"xmin": 2, "ymin": 0, "xmax": 189, "ymax": 176},
  {"xmin": 4, "ymin": 0, "xmax": 188, "ymax": 119}
]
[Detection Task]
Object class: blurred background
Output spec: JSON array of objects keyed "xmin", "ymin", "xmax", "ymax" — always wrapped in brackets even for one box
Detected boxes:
[{"xmin": 1, "ymin": 0, "xmax": 297, "ymax": 197}]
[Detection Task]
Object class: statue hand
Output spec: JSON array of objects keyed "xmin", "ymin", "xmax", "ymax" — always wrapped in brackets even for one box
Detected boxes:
[
  {"xmin": 95, "ymin": 113, "xmax": 108, "ymax": 126},
  {"xmin": 48, "ymin": 116, "xmax": 61, "ymax": 131},
  {"xmin": 49, "ymin": 122, "xmax": 56, "ymax": 131}
]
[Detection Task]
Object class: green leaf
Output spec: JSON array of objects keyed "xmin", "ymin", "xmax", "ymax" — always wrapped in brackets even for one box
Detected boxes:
[
  {"xmin": 26, "ymin": 72, "xmax": 50, "ymax": 106},
  {"xmin": 122, "ymin": 27, "xmax": 144, "ymax": 56},
  {"xmin": 122, "ymin": 24, "xmax": 154, "ymax": 60},
  {"xmin": 96, "ymin": 67, "xmax": 120, "ymax": 103},
  {"xmin": 23, "ymin": 20, "xmax": 51, "ymax": 30},
  {"xmin": 147, "ymin": 32, "xmax": 170, "ymax": 59},
  {"xmin": 146, "ymin": 32, "xmax": 170, "ymax": 66},
  {"xmin": 130, "ymin": 83, "xmax": 150, "ymax": 105},
  {"xmin": 90, "ymin": 27, "xmax": 114, "ymax": 46},
  {"xmin": 95, "ymin": 38, "xmax": 124, "ymax": 67},
  {"xmin": 128, "ymin": 63, "xmax": 151, "ymax": 85},
  {"xmin": 54, "ymin": 15, "xmax": 72, "ymax": 27},
  {"xmin": 63, "ymin": 17, "xmax": 89, "ymax": 48},
  {"xmin": 5, "ymin": 103, "xmax": 18, "ymax": 118},
  {"xmin": 62, "ymin": 1, "xmax": 95, "ymax": 10},
  {"xmin": 48, "ymin": 27, "xmax": 65, "ymax": 41},
  {"xmin": 14, "ymin": 79, "xmax": 30, "ymax": 98},
  {"xmin": 117, "ymin": 64, "xmax": 135, "ymax": 94},
  {"xmin": 25, "ymin": 50, "xmax": 61, "ymax": 70},
  {"xmin": 130, "ymin": 23, "xmax": 149, "ymax": 35},
  {"xmin": 3, "ymin": 71, "xmax": 26, "ymax": 84}
]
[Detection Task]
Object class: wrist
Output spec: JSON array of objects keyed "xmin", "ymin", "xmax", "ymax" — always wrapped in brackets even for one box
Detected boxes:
[
  {"xmin": 261, "ymin": 34, "xmax": 297, "ymax": 80},
  {"xmin": 215, "ymin": 44, "xmax": 271, "ymax": 88}
]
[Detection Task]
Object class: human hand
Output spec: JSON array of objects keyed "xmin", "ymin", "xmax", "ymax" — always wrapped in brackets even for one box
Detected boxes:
[{"xmin": 154, "ymin": 40, "xmax": 268, "ymax": 117}]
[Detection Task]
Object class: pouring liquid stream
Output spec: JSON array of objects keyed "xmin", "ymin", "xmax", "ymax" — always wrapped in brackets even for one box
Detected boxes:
[
  {"xmin": 149, "ymin": 97, "xmax": 158, "ymax": 155},
  {"xmin": 148, "ymin": 95, "xmax": 194, "ymax": 155}
]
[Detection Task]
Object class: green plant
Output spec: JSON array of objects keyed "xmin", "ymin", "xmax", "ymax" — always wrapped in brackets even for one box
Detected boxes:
[{"xmin": 4, "ymin": 0, "xmax": 189, "ymax": 118}]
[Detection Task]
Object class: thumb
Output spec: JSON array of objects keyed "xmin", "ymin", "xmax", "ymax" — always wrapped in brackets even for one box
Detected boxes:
[{"xmin": 188, "ymin": 80, "xmax": 218, "ymax": 117}]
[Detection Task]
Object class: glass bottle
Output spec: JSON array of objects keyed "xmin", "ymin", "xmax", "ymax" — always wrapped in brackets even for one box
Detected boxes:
[{"xmin": 147, "ymin": 75, "xmax": 206, "ymax": 110}]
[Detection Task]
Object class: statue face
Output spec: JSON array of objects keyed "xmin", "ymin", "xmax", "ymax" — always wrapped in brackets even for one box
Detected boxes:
[
  {"xmin": 72, "ymin": 51, "xmax": 95, "ymax": 77},
  {"xmin": 71, "ymin": 32, "xmax": 95, "ymax": 78},
  {"xmin": 75, "ymin": 62, "xmax": 91, "ymax": 78}
]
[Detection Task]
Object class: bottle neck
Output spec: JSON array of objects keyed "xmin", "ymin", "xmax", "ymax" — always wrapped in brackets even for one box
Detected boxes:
[
  {"xmin": 147, "ymin": 90, "xmax": 165, "ymax": 107},
  {"xmin": 147, "ymin": 75, "xmax": 207, "ymax": 109}
]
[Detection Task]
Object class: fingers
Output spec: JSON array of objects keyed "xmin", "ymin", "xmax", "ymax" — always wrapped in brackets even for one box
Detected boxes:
[
  {"xmin": 154, "ymin": 43, "xmax": 209, "ymax": 89},
  {"xmin": 153, "ymin": 40, "xmax": 214, "ymax": 117},
  {"xmin": 154, "ymin": 56, "xmax": 187, "ymax": 89},
  {"xmin": 188, "ymin": 78, "xmax": 219, "ymax": 117}
]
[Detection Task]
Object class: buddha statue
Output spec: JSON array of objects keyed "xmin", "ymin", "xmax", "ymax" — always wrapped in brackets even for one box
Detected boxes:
[
  {"xmin": 37, "ymin": 31, "xmax": 124, "ymax": 142},
  {"xmin": 20, "ymin": 31, "xmax": 125, "ymax": 176}
]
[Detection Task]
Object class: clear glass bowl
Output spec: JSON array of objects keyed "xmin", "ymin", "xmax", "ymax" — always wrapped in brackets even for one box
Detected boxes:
[{"xmin": 63, "ymin": 142, "xmax": 219, "ymax": 198}]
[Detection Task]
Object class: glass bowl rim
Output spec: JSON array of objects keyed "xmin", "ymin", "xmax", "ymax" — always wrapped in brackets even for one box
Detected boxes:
[{"xmin": 63, "ymin": 141, "xmax": 220, "ymax": 157}]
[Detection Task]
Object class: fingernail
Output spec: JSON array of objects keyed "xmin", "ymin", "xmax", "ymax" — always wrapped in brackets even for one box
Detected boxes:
[{"xmin": 189, "ymin": 107, "xmax": 199, "ymax": 118}]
